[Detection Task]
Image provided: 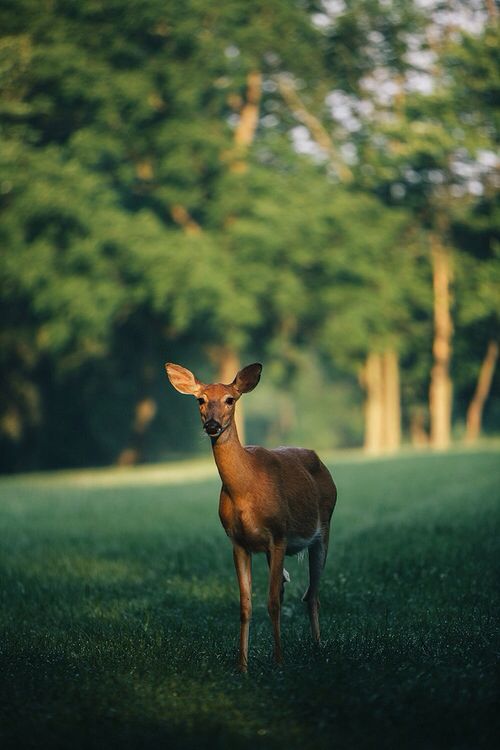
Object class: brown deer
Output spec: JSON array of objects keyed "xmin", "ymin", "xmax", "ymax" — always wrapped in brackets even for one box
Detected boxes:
[{"xmin": 165, "ymin": 362, "xmax": 337, "ymax": 671}]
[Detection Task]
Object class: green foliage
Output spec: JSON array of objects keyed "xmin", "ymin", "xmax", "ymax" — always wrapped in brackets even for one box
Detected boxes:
[
  {"xmin": 442, "ymin": 24, "xmax": 499, "ymax": 140},
  {"xmin": 0, "ymin": 1, "xmax": 498, "ymax": 469},
  {"xmin": 314, "ymin": 191, "xmax": 426, "ymax": 367}
]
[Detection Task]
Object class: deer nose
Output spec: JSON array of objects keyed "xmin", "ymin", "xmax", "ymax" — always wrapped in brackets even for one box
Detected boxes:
[{"xmin": 204, "ymin": 418, "xmax": 222, "ymax": 436}]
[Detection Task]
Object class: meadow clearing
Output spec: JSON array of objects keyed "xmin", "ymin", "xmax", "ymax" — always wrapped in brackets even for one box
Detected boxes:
[{"xmin": 1, "ymin": 447, "xmax": 499, "ymax": 749}]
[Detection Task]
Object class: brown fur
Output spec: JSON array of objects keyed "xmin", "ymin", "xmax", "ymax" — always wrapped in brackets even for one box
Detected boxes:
[{"xmin": 165, "ymin": 362, "xmax": 337, "ymax": 671}]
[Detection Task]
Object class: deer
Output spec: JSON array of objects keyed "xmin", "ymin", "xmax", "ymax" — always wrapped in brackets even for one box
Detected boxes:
[{"xmin": 165, "ymin": 361, "xmax": 337, "ymax": 671}]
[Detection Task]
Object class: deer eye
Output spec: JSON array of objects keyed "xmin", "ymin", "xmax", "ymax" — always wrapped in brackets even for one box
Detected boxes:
[
  {"xmin": 225, "ymin": 397, "xmax": 234, "ymax": 406},
  {"xmin": 197, "ymin": 398, "xmax": 205, "ymax": 405}
]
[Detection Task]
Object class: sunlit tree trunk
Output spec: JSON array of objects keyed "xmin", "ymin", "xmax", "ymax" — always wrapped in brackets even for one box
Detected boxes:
[
  {"xmin": 362, "ymin": 350, "xmax": 401, "ymax": 454},
  {"xmin": 170, "ymin": 204, "xmax": 202, "ymax": 234},
  {"xmin": 429, "ymin": 236, "xmax": 453, "ymax": 450},
  {"xmin": 362, "ymin": 352, "xmax": 384, "ymax": 454},
  {"xmin": 233, "ymin": 72, "xmax": 261, "ymax": 149},
  {"xmin": 466, "ymin": 340, "xmax": 498, "ymax": 444},
  {"xmin": 382, "ymin": 350, "xmax": 401, "ymax": 452}
]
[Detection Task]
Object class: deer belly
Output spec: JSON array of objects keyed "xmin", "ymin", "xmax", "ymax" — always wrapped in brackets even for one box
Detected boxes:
[{"xmin": 286, "ymin": 527, "xmax": 321, "ymax": 556}]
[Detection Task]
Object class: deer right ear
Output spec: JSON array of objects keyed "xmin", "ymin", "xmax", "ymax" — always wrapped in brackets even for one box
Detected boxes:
[
  {"xmin": 233, "ymin": 363, "xmax": 263, "ymax": 394},
  {"xmin": 165, "ymin": 363, "xmax": 203, "ymax": 396}
]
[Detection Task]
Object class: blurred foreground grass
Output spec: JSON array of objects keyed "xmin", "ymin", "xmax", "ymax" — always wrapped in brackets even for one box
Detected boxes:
[{"xmin": 1, "ymin": 447, "xmax": 499, "ymax": 749}]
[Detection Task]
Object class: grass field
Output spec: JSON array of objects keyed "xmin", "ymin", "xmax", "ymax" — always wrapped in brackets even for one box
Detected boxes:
[{"xmin": 1, "ymin": 447, "xmax": 499, "ymax": 749}]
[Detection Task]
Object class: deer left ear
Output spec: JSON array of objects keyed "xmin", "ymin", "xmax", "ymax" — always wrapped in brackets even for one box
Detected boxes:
[
  {"xmin": 232, "ymin": 363, "xmax": 262, "ymax": 394},
  {"xmin": 165, "ymin": 363, "xmax": 204, "ymax": 396}
]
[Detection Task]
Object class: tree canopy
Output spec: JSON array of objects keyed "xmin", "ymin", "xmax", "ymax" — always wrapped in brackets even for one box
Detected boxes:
[{"xmin": 1, "ymin": 0, "xmax": 498, "ymax": 470}]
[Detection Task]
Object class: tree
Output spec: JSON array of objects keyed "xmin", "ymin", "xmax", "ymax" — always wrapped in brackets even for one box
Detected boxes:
[
  {"xmin": 453, "ymin": 193, "xmax": 500, "ymax": 443},
  {"xmin": 270, "ymin": 0, "xmax": 432, "ymax": 453},
  {"xmin": 0, "ymin": 0, "xmax": 342, "ymax": 467},
  {"xmin": 1, "ymin": 0, "xmax": 498, "ymax": 470},
  {"xmin": 311, "ymin": 191, "xmax": 425, "ymax": 453},
  {"xmin": 348, "ymin": 4, "xmax": 499, "ymax": 449}
]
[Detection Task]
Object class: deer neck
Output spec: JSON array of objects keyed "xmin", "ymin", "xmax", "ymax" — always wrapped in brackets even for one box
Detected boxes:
[{"xmin": 210, "ymin": 420, "xmax": 250, "ymax": 496}]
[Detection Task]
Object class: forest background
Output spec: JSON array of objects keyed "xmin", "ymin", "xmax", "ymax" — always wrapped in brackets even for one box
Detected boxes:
[{"xmin": 0, "ymin": 0, "xmax": 498, "ymax": 473}]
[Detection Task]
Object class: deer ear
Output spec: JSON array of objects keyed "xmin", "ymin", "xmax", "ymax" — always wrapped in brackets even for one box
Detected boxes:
[
  {"xmin": 232, "ymin": 363, "xmax": 262, "ymax": 394},
  {"xmin": 165, "ymin": 363, "xmax": 203, "ymax": 396}
]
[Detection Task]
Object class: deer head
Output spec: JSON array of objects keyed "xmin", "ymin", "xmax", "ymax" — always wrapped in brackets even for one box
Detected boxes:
[{"xmin": 165, "ymin": 362, "xmax": 262, "ymax": 438}]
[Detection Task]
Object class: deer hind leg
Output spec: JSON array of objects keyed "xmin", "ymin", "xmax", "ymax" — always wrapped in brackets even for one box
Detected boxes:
[
  {"xmin": 302, "ymin": 534, "xmax": 328, "ymax": 644},
  {"xmin": 233, "ymin": 544, "xmax": 252, "ymax": 672},
  {"xmin": 267, "ymin": 541, "xmax": 286, "ymax": 664}
]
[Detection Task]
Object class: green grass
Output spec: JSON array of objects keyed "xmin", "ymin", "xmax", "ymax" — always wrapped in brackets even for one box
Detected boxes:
[{"xmin": 1, "ymin": 447, "xmax": 499, "ymax": 749}]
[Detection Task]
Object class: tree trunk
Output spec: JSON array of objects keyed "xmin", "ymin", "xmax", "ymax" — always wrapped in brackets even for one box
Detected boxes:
[
  {"xmin": 410, "ymin": 406, "xmax": 428, "ymax": 448},
  {"xmin": 230, "ymin": 71, "xmax": 262, "ymax": 174},
  {"xmin": 382, "ymin": 350, "xmax": 401, "ymax": 452},
  {"xmin": 362, "ymin": 352, "xmax": 384, "ymax": 454},
  {"xmin": 117, "ymin": 396, "xmax": 157, "ymax": 466},
  {"xmin": 276, "ymin": 75, "xmax": 353, "ymax": 182},
  {"xmin": 486, "ymin": 0, "xmax": 497, "ymax": 21},
  {"xmin": 429, "ymin": 236, "xmax": 453, "ymax": 450},
  {"xmin": 362, "ymin": 350, "xmax": 401, "ymax": 454},
  {"xmin": 170, "ymin": 204, "xmax": 201, "ymax": 234},
  {"xmin": 465, "ymin": 340, "xmax": 498, "ymax": 443},
  {"xmin": 234, "ymin": 71, "xmax": 262, "ymax": 148},
  {"xmin": 209, "ymin": 346, "xmax": 246, "ymax": 445}
]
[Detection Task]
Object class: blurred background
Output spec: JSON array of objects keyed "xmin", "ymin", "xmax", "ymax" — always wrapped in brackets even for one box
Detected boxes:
[{"xmin": 0, "ymin": 0, "xmax": 498, "ymax": 473}]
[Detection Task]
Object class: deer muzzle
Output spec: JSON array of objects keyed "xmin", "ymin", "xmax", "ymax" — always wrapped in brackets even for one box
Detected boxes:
[{"xmin": 203, "ymin": 418, "xmax": 223, "ymax": 437}]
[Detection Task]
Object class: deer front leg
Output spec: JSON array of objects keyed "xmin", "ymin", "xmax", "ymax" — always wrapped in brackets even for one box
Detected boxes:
[
  {"xmin": 267, "ymin": 540, "xmax": 286, "ymax": 665},
  {"xmin": 233, "ymin": 544, "xmax": 252, "ymax": 672},
  {"xmin": 266, "ymin": 550, "xmax": 290, "ymax": 603}
]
